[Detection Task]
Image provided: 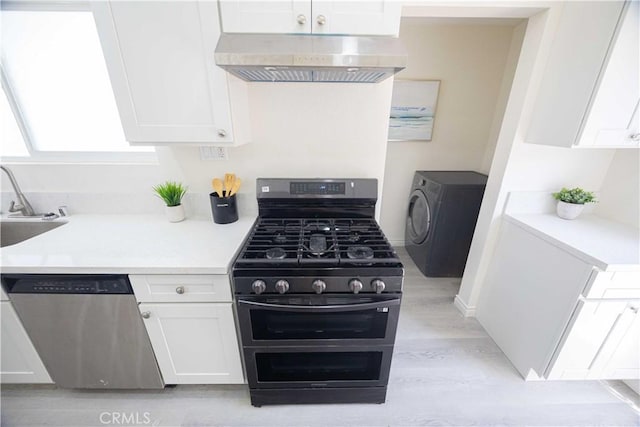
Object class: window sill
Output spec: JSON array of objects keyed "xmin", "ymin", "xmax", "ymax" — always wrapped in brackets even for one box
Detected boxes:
[{"xmin": 1, "ymin": 151, "xmax": 158, "ymax": 165}]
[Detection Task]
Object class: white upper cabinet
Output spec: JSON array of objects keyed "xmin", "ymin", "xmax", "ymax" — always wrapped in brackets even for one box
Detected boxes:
[
  {"xmin": 526, "ymin": 1, "xmax": 639, "ymax": 148},
  {"xmin": 219, "ymin": 0, "xmax": 401, "ymax": 36},
  {"xmin": 219, "ymin": 0, "xmax": 312, "ymax": 34},
  {"xmin": 92, "ymin": 1, "xmax": 250, "ymax": 145}
]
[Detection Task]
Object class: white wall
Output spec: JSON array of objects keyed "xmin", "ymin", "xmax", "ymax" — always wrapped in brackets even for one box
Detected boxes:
[
  {"xmin": 594, "ymin": 150, "xmax": 640, "ymax": 228},
  {"xmin": 380, "ymin": 19, "xmax": 518, "ymax": 244},
  {"xmin": 455, "ymin": 6, "xmax": 618, "ymax": 315},
  {"xmin": 1, "ymin": 81, "xmax": 394, "ymax": 218},
  {"xmin": 481, "ymin": 22, "xmax": 525, "ymax": 173}
]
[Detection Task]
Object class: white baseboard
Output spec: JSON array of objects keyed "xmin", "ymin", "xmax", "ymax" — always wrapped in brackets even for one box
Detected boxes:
[{"xmin": 454, "ymin": 295, "xmax": 476, "ymax": 317}]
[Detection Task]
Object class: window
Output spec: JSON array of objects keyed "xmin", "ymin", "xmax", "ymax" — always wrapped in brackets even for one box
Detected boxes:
[{"xmin": 0, "ymin": 5, "xmax": 154, "ymax": 162}]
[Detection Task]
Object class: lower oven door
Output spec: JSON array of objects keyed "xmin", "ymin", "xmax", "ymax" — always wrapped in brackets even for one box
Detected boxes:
[
  {"xmin": 245, "ymin": 345, "xmax": 394, "ymax": 389},
  {"xmin": 236, "ymin": 294, "xmax": 401, "ymax": 347}
]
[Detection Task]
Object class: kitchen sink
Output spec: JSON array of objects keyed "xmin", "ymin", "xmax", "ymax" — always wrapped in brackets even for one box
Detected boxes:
[{"xmin": 0, "ymin": 220, "xmax": 67, "ymax": 248}]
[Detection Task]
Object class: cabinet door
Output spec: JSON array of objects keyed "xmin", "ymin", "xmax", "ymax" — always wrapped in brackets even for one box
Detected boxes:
[
  {"xmin": 1, "ymin": 302, "xmax": 52, "ymax": 384},
  {"xmin": 596, "ymin": 302, "xmax": 640, "ymax": 379},
  {"xmin": 312, "ymin": 1, "xmax": 401, "ymax": 36},
  {"xmin": 526, "ymin": 1, "xmax": 627, "ymax": 147},
  {"xmin": 139, "ymin": 303, "xmax": 244, "ymax": 384},
  {"xmin": 92, "ymin": 1, "xmax": 234, "ymax": 144},
  {"xmin": 580, "ymin": 0, "xmax": 639, "ymax": 147},
  {"xmin": 546, "ymin": 299, "xmax": 640, "ymax": 380},
  {"xmin": 219, "ymin": 0, "xmax": 311, "ymax": 34}
]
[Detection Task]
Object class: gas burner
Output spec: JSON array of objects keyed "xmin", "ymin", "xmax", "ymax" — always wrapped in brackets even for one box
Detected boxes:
[
  {"xmin": 304, "ymin": 221, "xmax": 332, "ymax": 232},
  {"xmin": 265, "ymin": 248, "xmax": 287, "ymax": 260},
  {"xmin": 308, "ymin": 234, "xmax": 327, "ymax": 255},
  {"xmin": 273, "ymin": 233, "xmax": 287, "ymax": 244},
  {"xmin": 348, "ymin": 232, "xmax": 361, "ymax": 242},
  {"xmin": 346, "ymin": 246, "xmax": 374, "ymax": 260}
]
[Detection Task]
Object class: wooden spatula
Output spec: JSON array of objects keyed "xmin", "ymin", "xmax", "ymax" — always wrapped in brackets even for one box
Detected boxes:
[
  {"xmin": 212, "ymin": 178, "xmax": 224, "ymax": 197},
  {"xmin": 228, "ymin": 178, "xmax": 242, "ymax": 197},
  {"xmin": 224, "ymin": 173, "xmax": 235, "ymax": 196}
]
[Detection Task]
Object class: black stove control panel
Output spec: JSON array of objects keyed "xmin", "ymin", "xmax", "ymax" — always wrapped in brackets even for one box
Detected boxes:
[
  {"xmin": 233, "ymin": 275, "xmax": 403, "ymax": 295},
  {"xmin": 290, "ymin": 181, "xmax": 345, "ymax": 195},
  {"xmin": 2, "ymin": 275, "xmax": 132, "ymax": 295}
]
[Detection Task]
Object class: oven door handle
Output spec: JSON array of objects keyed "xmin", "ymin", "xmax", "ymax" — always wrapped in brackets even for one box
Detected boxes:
[{"xmin": 237, "ymin": 298, "xmax": 400, "ymax": 312}]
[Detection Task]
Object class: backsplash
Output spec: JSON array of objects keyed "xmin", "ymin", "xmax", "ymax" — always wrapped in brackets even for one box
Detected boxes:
[{"xmin": 0, "ymin": 191, "xmax": 257, "ymax": 219}]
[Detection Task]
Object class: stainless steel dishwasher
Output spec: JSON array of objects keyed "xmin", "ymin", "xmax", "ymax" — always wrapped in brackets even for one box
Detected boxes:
[{"xmin": 1, "ymin": 274, "xmax": 164, "ymax": 389}]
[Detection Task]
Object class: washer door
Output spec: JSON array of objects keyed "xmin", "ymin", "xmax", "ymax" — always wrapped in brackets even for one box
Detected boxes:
[{"xmin": 406, "ymin": 189, "xmax": 431, "ymax": 244}]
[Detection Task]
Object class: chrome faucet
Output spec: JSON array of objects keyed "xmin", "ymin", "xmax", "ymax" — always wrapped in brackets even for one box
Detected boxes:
[{"xmin": 1, "ymin": 165, "xmax": 37, "ymax": 217}]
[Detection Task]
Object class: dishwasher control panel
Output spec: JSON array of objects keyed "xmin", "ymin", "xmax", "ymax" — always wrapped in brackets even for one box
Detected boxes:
[{"xmin": 1, "ymin": 274, "xmax": 132, "ymax": 294}]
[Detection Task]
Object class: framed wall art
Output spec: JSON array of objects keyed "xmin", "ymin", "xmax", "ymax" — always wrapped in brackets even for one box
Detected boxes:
[{"xmin": 388, "ymin": 80, "xmax": 440, "ymax": 141}]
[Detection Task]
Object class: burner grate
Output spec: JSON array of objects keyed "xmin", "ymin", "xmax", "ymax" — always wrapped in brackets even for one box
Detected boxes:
[{"xmin": 236, "ymin": 218, "xmax": 400, "ymax": 266}]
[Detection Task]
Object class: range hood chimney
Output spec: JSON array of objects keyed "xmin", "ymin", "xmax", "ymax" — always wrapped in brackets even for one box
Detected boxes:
[{"xmin": 214, "ymin": 33, "xmax": 407, "ymax": 83}]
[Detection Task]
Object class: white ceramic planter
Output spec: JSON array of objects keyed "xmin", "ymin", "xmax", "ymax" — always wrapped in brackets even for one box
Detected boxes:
[
  {"xmin": 556, "ymin": 201, "xmax": 585, "ymax": 220},
  {"xmin": 165, "ymin": 204, "xmax": 185, "ymax": 223}
]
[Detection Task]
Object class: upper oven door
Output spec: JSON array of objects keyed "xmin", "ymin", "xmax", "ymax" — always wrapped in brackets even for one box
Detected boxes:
[{"xmin": 236, "ymin": 294, "xmax": 401, "ymax": 347}]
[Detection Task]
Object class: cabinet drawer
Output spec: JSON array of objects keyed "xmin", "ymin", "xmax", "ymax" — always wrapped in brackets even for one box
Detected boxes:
[
  {"xmin": 129, "ymin": 275, "xmax": 232, "ymax": 303},
  {"xmin": 583, "ymin": 270, "xmax": 640, "ymax": 299}
]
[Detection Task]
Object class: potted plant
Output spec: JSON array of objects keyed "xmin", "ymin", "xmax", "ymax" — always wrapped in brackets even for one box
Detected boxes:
[
  {"xmin": 153, "ymin": 181, "xmax": 187, "ymax": 222},
  {"xmin": 552, "ymin": 187, "xmax": 596, "ymax": 220}
]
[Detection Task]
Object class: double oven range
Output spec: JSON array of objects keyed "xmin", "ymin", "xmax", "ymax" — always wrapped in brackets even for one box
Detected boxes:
[{"xmin": 232, "ymin": 178, "xmax": 403, "ymax": 406}]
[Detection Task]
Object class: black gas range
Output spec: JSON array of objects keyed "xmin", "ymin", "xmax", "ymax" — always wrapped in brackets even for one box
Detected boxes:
[{"xmin": 232, "ymin": 178, "xmax": 403, "ymax": 407}]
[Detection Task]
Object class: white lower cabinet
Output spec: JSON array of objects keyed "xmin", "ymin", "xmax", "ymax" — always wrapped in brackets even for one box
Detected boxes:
[
  {"xmin": 478, "ymin": 220, "xmax": 640, "ymax": 381},
  {"xmin": 1, "ymin": 301, "xmax": 52, "ymax": 384},
  {"xmin": 547, "ymin": 299, "xmax": 640, "ymax": 380},
  {"xmin": 139, "ymin": 302, "xmax": 244, "ymax": 385}
]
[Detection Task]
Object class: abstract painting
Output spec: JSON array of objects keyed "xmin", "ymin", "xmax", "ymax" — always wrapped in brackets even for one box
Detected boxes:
[{"xmin": 388, "ymin": 80, "xmax": 440, "ymax": 141}]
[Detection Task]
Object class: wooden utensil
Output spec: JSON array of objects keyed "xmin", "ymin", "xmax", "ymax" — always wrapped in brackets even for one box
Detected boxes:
[
  {"xmin": 212, "ymin": 178, "xmax": 224, "ymax": 197},
  {"xmin": 224, "ymin": 173, "xmax": 235, "ymax": 196},
  {"xmin": 228, "ymin": 178, "xmax": 242, "ymax": 197}
]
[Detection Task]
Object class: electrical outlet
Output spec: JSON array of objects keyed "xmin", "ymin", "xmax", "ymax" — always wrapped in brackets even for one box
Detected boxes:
[{"xmin": 200, "ymin": 146, "xmax": 228, "ymax": 161}]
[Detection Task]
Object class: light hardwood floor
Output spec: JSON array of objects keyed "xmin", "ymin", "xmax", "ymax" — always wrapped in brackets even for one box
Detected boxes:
[{"xmin": 2, "ymin": 248, "xmax": 639, "ymax": 427}]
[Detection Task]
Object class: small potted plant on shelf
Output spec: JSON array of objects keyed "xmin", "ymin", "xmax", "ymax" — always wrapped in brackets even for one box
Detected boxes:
[
  {"xmin": 552, "ymin": 187, "xmax": 596, "ymax": 220},
  {"xmin": 153, "ymin": 181, "xmax": 187, "ymax": 222}
]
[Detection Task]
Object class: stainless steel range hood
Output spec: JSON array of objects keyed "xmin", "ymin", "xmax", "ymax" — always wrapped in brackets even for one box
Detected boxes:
[{"xmin": 214, "ymin": 33, "xmax": 407, "ymax": 83}]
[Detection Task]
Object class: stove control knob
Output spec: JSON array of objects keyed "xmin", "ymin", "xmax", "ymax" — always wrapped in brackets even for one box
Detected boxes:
[
  {"xmin": 275, "ymin": 280, "xmax": 290, "ymax": 294},
  {"xmin": 349, "ymin": 279, "xmax": 363, "ymax": 294},
  {"xmin": 371, "ymin": 279, "xmax": 385, "ymax": 294},
  {"xmin": 312, "ymin": 279, "xmax": 326, "ymax": 294},
  {"xmin": 251, "ymin": 280, "xmax": 267, "ymax": 295}
]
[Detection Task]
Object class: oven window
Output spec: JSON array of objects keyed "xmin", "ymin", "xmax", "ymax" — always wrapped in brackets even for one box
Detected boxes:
[
  {"xmin": 256, "ymin": 352, "xmax": 383, "ymax": 382},
  {"xmin": 250, "ymin": 309, "xmax": 388, "ymax": 340}
]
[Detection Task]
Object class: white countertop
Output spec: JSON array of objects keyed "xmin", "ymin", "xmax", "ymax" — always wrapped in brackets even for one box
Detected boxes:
[
  {"xmin": 0, "ymin": 215, "xmax": 256, "ymax": 274},
  {"xmin": 505, "ymin": 213, "xmax": 640, "ymax": 271}
]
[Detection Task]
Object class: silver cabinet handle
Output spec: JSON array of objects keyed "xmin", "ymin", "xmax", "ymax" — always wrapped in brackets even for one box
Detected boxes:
[
  {"xmin": 176, "ymin": 286, "xmax": 185, "ymax": 294},
  {"xmin": 630, "ymin": 133, "xmax": 640, "ymax": 142},
  {"xmin": 217, "ymin": 129, "xmax": 227, "ymax": 137},
  {"xmin": 141, "ymin": 311, "xmax": 151, "ymax": 319},
  {"xmin": 297, "ymin": 14, "xmax": 306, "ymax": 25},
  {"xmin": 316, "ymin": 15, "xmax": 326, "ymax": 25}
]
